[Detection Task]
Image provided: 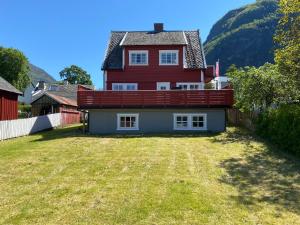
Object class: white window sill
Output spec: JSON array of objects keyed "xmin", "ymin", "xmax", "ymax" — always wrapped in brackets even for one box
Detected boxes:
[{"xmin": 174, "ymin": 128, "xmax": 207, "ymax": 131}]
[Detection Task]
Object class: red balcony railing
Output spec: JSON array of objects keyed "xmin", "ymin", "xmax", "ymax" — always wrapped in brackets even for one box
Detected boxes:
[{"xmin": 77, "ymin": 90, "xmax": 234, "ymax": 109}]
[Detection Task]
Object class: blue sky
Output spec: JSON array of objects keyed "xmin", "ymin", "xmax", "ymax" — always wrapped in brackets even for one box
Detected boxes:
[{"xmin": 0, "ymin": 0, "xmax": 254, "ymax": 89}]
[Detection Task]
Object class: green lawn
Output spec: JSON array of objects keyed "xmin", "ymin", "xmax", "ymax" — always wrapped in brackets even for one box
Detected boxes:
[{"xmin": 0, "ymin": 126, "xmax": 299, "ymax": 225}]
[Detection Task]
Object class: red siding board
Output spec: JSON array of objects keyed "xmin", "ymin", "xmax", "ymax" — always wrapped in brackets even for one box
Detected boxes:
[
  {"xmin": 0, "ymin": 90, "xmax": 19, "ymax": 121},
  {"xmin": 61, "ymin": 110, "xmax": 81, "ymax": 125}
]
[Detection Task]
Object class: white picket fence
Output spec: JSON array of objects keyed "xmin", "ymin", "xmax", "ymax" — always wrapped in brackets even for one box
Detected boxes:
[{"xmin": 0, "ymin": 113, "xmax": 62, "ymax": 140}]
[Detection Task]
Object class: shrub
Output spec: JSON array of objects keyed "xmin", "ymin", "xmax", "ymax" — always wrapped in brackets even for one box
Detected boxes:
[{"xmin": 256, "ymin": 104, "xmax": 300, "ymax": 155}]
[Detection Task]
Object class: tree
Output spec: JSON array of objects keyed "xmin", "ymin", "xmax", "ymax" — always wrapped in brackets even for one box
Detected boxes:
[
  {"xmin": 59, "ymin": 65, "xmax": 92, "ymax": 85},
  {"xmin": 0, "ymin": 47, "xmax": 30, "ymax": 92},
  {"xmin": 274, "ymin": 0, "xmax": 300, "ymax": 90},
  {"xmin": 227, "ymin": 63, "xmax": 297, "ymax": 113}
]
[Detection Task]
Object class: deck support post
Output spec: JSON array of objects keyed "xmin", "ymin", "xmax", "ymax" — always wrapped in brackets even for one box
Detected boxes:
[{"xmin": 83, "ymin": 111, "xmax": 86, "ymax": 134}]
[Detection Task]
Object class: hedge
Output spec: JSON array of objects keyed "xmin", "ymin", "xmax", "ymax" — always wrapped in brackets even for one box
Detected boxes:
[{"xmin": 256, "ymin": 104, "xmax": 300, "ymax": 156}]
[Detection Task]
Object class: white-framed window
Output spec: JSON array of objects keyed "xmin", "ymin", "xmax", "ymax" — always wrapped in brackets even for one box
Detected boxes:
[
  {"xmin": 173, "ymin": 113, "xmax": 207, "ymax": 130},
  {"xmin": 129, "ymin": 50, "xmax": 148, "ymax": 65},
  {"xmin": 156, "ymin": 82, "xmax": 170, "ymax": 90},
  {"xmin": 112, "ymin": 83, "xmax": 138, "ymax": 91},
  {"xmin": 159, "ymin": 50, "xmax": 179, "ymax": 65},
  {"xmin": 176, "ymin": 82, "xmax": 204, "ymax": 90},
  {"xmin": 117, "ymin": 114, "xmax": 139, "ymax": 130}
]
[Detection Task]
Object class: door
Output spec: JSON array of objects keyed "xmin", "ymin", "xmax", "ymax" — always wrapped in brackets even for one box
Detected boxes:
[{"xmin": 157, "ymin": 82, "xmax": 170, "ymax": 90}]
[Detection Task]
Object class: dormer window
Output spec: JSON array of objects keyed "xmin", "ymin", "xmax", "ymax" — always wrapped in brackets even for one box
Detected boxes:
[
  {"xmin": 129, "ymin": 50, "xmax": 148, "ymax": 65},
  {"xmin": 159, "ymin": 50, "xmax": 179, "ymax": 65}
]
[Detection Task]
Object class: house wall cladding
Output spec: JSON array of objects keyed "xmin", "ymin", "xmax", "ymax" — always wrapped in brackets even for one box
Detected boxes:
[
  {"xmin": 106, "ymin": 45, "xmax": 206, "ymax": 90},
  {"xmin": 0, "ymin": 90, "xmax": 19, "ymax": 121},
  {"xmin": 88, "ymin": 108, "xmax": 226, "ymax": 134}
]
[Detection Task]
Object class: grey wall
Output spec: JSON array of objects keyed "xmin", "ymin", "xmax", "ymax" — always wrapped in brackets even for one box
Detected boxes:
[{"xmin": 88, "ymin": 108, "xmax": 226, "ymax": 134}]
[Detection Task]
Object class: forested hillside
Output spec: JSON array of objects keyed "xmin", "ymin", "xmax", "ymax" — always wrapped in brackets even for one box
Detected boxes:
[{"xmin": 204, "ymin": 0, "xmax": 279, "ymax": 74}]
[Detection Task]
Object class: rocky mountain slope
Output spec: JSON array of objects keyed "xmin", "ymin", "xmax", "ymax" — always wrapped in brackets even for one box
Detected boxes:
[
  {"xmin": 28, "ymin": 63, "xmax": 56, "ymax": 84},
  {"xmin": 204, "ymin": 0, "xmax": 279, "ymax": 74}
]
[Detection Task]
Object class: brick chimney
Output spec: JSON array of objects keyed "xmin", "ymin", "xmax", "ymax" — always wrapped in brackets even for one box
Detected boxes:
[{"xmin": 154, "ymin": 23, "xmax": 164, "ymax": 32}]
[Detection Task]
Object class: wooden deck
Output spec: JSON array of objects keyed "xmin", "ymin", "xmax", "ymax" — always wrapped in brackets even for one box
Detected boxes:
[{"xmin": 77, "ymin": 90, "xmax": 234, "ymax": 109}]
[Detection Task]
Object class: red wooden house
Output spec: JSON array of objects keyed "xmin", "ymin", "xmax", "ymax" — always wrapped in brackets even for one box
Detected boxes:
[
  {"xmin": 0, "ymin": 76, "xmax": 22, "ymax": 121},
  {"xmin": 78, "ymin": 23, "xmax": 233, "ymax": 133}
]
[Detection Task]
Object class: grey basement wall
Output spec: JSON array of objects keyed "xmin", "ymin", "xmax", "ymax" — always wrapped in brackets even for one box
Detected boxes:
[{"xmin": 88, "ymin": 108, "xmax": 226, "ymax": 134}]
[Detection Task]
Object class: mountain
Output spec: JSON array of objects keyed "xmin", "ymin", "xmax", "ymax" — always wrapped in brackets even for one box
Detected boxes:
[
  {"xmin": 28, "ymin": 63, "xmax": 56, "ymax": 84},
  {"xmin": 204, "ymin": 0, "xmax": 279, "ymax": 75}
]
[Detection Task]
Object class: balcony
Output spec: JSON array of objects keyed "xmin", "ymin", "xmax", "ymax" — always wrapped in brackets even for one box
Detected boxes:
[{"xmin": 77, "ymin": 90, "xmax": 234, "ymax": 109}]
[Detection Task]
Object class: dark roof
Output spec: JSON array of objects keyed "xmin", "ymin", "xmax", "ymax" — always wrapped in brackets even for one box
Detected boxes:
[
  {"xmin": 184, "ymin": 31, "xmax": 207, "ymax": 69},
  {"xmin": 0, "ymin": 76, "xmax": 22, "ymax": 95},
  {"xmin": 31, "ymin": 84, "xmax": 94, "ymax": 106},
  {"xmin": 45, "ymin": 92, "xmax": 77, "ymax": 107},
  {"xmin": 102, "ymin": 30, "xmax": 206, "ymax": 70},
  {"xmin": 102, "ymin": 32, "xmax": 126, "ymax": 70}
]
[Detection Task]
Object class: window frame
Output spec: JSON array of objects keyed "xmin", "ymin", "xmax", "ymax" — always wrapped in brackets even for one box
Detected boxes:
[
  {"xmin": 129, "ymin": 50, "xmax": 149, "ymax": 66},
  {"xmin": 156, "ymin": 82, "xmax": 170, "ymax": 90},
  {"xmin": 159, "ymin": 50, "xmax": 179, "ymax": 66},
  {"xmin": 112, "ymin": 83, "xmax": 138, "ymax": 91},
  {"xmin": 176, "ymin": 82, "xmax": 204, "ymax": 90},
  {"xmin": 117, "ymin": 113, "xmax": 139, "ymax": 131},
  {"xmin": 173, "ymin": 113, "xmax": 207, "ymax": 131}
]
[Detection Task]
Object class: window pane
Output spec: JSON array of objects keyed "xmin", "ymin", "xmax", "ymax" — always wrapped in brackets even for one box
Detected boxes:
[
  {"xmin": 131, "ymin": 117, "xmax": 136, "ymax": 128},
  {"xmin": 171, "ymin": 53, "xmax": 177, "ymax": 63},
  {"xmin": 131, "ymin": 52, "xmax": 147, "ymax": 64},
  {"xmin": 119, "ymin": 115, "xmax": 138, "ymax": 129},
  {"xmin": 192, "ymin": 116, "xmax": 204, "ymax": 128},
  {"xmin": 176, "ymin": 116, "xmax": 188, "ymax": 128},
  {"xmin": 161, "ymin": 52, "xmax": 177, "ymax": 64}
]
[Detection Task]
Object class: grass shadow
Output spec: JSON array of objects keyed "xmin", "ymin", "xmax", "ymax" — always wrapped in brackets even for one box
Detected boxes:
[
  {"xmin": 31, "ymin": 125, "xmax": 220, "ymax": 142},
  {"xmin": 215, "ymin": 128, "xmax": 300, "ymax": 213},
  {"xmin": 30, "ymin": 125, "xmax": 86, "ymax": 142}
]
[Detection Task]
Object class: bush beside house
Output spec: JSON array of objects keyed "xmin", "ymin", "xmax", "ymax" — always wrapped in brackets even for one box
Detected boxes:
[{"xmin": 256, "ymin": 105, "xmax": 300, "ymax": 156}]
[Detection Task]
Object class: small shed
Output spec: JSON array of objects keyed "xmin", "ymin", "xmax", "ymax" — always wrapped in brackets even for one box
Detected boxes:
[
  {"xmin": 31, "ymin": 92, "xmax": 80, "ymax": 124},
  {"xmin": 0, "ymin": 76, "xmax": 22, "ymax": 121},
  {"xmin": 31, "ymin": 92, "xmax": 78, "ymax": 116}
]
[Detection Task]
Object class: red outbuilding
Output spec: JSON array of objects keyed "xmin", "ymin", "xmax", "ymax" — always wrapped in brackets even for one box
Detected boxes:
[{"xmin": 0, "ymin": 76, "xmax": 22, "ymax": 121}]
